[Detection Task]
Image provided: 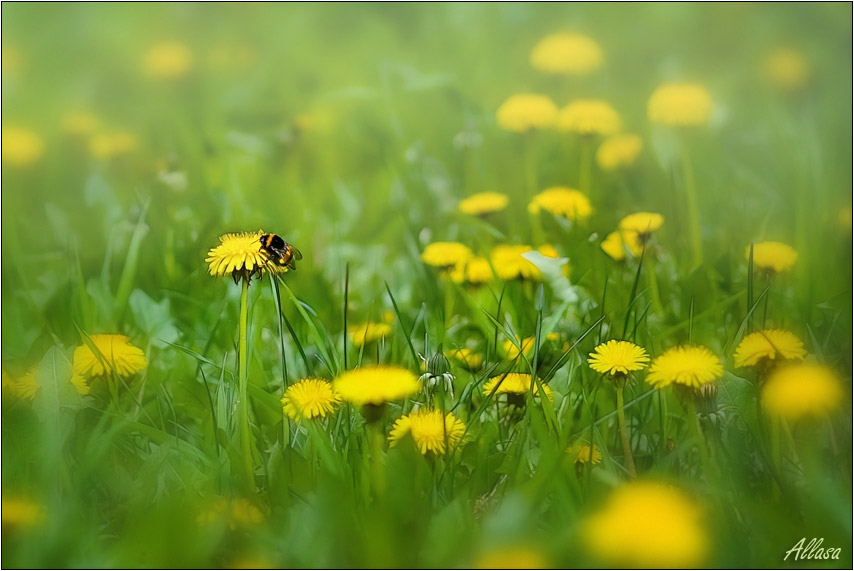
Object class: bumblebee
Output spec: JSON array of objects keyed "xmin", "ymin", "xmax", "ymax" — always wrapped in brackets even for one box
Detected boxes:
[{"xmin": 259, "ymin": 233, "xmax": 302, "ymax": 271}]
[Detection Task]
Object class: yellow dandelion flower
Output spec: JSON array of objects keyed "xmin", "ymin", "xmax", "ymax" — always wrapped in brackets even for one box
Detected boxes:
[
  {"xmin": 646, "ymin": 345, "xmax": 723, "ymax": 389},
  {"xmin": 588, "ymin": 340, "xmax": 650, "ymax": 376},
  {"xmin": 483, "ymin": 373, "xmax": 553, "ymax": 401},
  {"xmin": 528, "ymin": 187, "xmax": 593, "ymax": 221},
  {"xmin": 143, "ymin": 41, "xmax": 193, "ymax": 78},
  {"xmin": 89, "ymin": 131, "xmax": 138, "ymax": 160},
  {"xmin": 388, "ymin": 409, "xmax": 466, "ymax": 454},
  {"xmin": 763, "ymin": 48, "xmax": 809, "ymax": 90},
  {"xmin": 530, "ymin": 33, "xmax": 603, "ymax": 76},
  {"xmin": 496, "ymin": 94, "xmax": 558, "ymax": 133},
  {"xmin": 475, "ymin": 545, "xmax": 550, "ymax": 569},
  {"xmin": 566, "ymin": 443, "xmax": 603, "ymax": 465},
  {"xmin": 197, "ymin": 498, "xmax": 263, "ymax": 530},
  {"xmin": 619, "ymin": 212, "xmax": 664, "ymax": 238},
  {"xmin": 733, "ymin": 329, "xmax": 806, "ymax": 369},
  {"xmin": 761, "ymin": 364, "xmax": 843, "ymax": 421},
  {"xmin": 601, "ymin": 230, "xmax": 643, "ymax": 261},
  {"xmin": 450, "ymin": 348, "xmax": 483, "ymax": 370},
  {"xmin": 648, "ymin": 83, "xmax": 714, "ymax": 127},
  {"xmin": 491, "ymin": 245, "xmax": 543, "ymax": 281},
  {"xmin": 421, "ymin": 241, "xmax": 473, "ymax": 269},
  {"xmin": 556, "ymin": 99, "xmax": 621, "ymax": 136},
  {"xmin": 748, "ymin": 241, "xmax": 797, "ymax": 273},
  {"xmin": 537, "ymin": 243, "xmax": 571, "ymax": 277},
  {"xmin": 503, "ymin": 337, "xmax": 536, "ymax": 360},
  {"xmin": 458, "ymin": 191, "xmax": 509, "ymax": 216},
  {"xmin": 596, "ymin": 133, "xmax": 643, "ymax": 171},
  {"xmin": 2, "ymin": 496, "xmax": 46, "ymax": 531},
  {"xmin": 7, "ymin": 367, "xmax": 40, "ymax": 400},
  {"xmin": 349, "ymin": 321, "xmax": 392, "ymax": 348},
  {"xmin": 583, "ymin": 481, "xmax": 709, "ymax": 568},
  {"xmin": 205, "ymin": 230, "xmax": 290, "ymax": 283},
  {"xmin": 281, "ymin": 378, "xmax": 341, "ymax": 421},
  {"xmin": 449, "ymin": 256, "xmax": 495, "ymax": 285},
  {"xmin": 72, "ymin": 334, "xmax": 147, "ymax": 378},
  {"xmin": 61, "ymin": 111, "xmax": 99, "ymax": 136},
  {"xmin": 333, "ymin": 365, "xmax": 420, "ymax": 406},
  {"xmin": 2, "ymin": 127, "xmax": 44, "ymax": 167},
  {"xmin": 70, "ymin": 372, "xmax": 90, "ymax": 395}
]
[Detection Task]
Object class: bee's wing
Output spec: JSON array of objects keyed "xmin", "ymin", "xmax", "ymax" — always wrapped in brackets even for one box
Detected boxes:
[{"xmin": 292, "ymin": 247, "xmax": 303, "ymax": 261}]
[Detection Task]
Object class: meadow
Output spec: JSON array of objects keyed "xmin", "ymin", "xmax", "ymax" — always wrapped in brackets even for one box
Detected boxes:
[{"xmin": 1, "ymin": 3, "xmax": 852, "ymax": 569}]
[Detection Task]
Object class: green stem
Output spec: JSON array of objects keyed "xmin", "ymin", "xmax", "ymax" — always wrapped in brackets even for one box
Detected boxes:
[
  {"xmin": 686, "ymin": 399, "xmax": 714, "ymax": 484},
  {"xmin": 238, "ymin": 277, "xmax": 254, "ymax": 487},
  {"xmin": 645, "ymin": 250, "xmax": 664, "ymax": 315},
  {"xmin": 523, "ymin": 132, "xmax": 538, "ymax": 195},
  {"xmin": 616, "ymin": 383, "xmax": 637, "ymax": 478},
  {"xmin": 579, "ymin": 136, "xmax": 593, "ymax": 194},
  {"xmin": 679, "ymin": 140, "xmax": 703, "ymax": 268}
]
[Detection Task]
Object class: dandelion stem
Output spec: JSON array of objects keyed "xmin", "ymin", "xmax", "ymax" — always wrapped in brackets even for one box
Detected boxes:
[
  {"xmin": 615, "ymin": 382, "xmax": 637, "ymax": 478},
  {"xmin": 645, "ymin": 250, "xmax": 665, "ymax": 315},
  {"xmin": 579, "ymin": 135, "xmax": 593, "ymax": 194},
  {"xmin": 686, "ymin": 399, "xmax": 714, "ymax": 485},
  {"xmin": 679, "ymin": 139, "xmax": 703, "ymax": 268},
  {"xmin": 238, "ymin": 277, "xmax": 254, "ymax": 487}
]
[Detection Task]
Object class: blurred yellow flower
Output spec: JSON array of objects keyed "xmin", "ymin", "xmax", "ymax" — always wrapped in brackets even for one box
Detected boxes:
[
  {"xmin": 143, "ymin": 41, "xmax": 193, "ymax": 78},
  {"xmin": 496, "ymin": 94, "xmax": 558, "ymax": 133},
  {"xmin": 2, "ymin": 127, "xmax": 44, "ymax": 167},
  {"xmin": 281, "ymin": 378, "xmax": 341, "ymax": 421},
  {"xmin": 450, "ymin": 348, "xmax": 483, "ymax": 370},
  {"xmin": 566, "ymin": 443, "xmax": 603, "ymax": 465},
  {"xmin": 748, "ymin": 241, "xmax": 797, "ymax": 273},
  {"xmin": 349, "ymin": 321, "xmax": 392, "ymax": 348},
  {"xmin": 2, "ymin": 44, "xmax": 21, "ymax": 75},
  {"xmin": 763, "ymin": 48, "xmax": 809, "ymax": 90},
  {"xmin": 89, "ymin": 131, "xmax": 138, "ymax": 160},
  {"xmin": 733, "ymin": 329, "xmax": 806, "ymax": 369},
  {"xmin": 2, "ymin": 496, "xmax": 45, "ymax": 531},
  {"xmin": 61, "ymin": 111, "xmax": 99, "ymax": 135},
  {"xmin": 73, "ymin": 334, "xmax": 147, "ymax": 378},
  {"xmin": 483, "ymin": 373, "xmax": 553, "ymax": 401},
  {"xmin": 588, "ymin": 340, "xmax": 650, "ymax": 376},
  {"xmin": 556, "ymin": 99, "xmax": 621, "ymax": 135},
  {"xmin": 537, "ymin": 243, "xmax": 570, "ymax": 277},
  {"xmin": 596, "ymin": 133, "xmax": 643, "ymax": 170},
  {"xmin": 5, "ymin": 367, "xmax": 40, "ymax": 400},
  {"xmin": 491, "ymin": 245, "xmax": 543, "ymax": 281},
  {"xmin": 388, "ymin": 408, "xmax": 466, "ymax": 454},
  {"xmin": 646, "ymin": 346, "xmax": 723, "ymax": 389},
  {"xmin": 528, "ymin": 187, "xmax": 592, "ymax": 221},
  {"xmin": 530, "ymin": 33, "xmax": 603, "ymax": 75},
  {"xmin": 583, "ymin": 481, "xmax": 709, "ymax": 568},
  {"xmin": 601, "ymin": 230, "xmax": 642, "ymax": 261},
  {"xmin": 70, "ymin": 372, "xmax": 90, "ymax": 395},
  {"xmin": 421, "ymin": 241, "xmax": 473, "ymax": 269},
  {"xmin": 648, "ymin": 83, "xmax": 714, "ymax": 127},
  {"xmin": 197, "ymin": 498, "xmax": 263, "ymax": 530},
  {"xmin": 761, "ymin": 364, "xmax": 844, "ymax": 421},
  {"xmin": 333, "ymin": 365, "xmax": 420, "ymax": 406},
  {"xmin": 449, "ymin": 256, "xmax": 494, "ymax": 285},
  {"xmin": 458, "ymin": 191, "xmax": 509, "ymax": 216},
  {"xmin": 619, "ymin": 212, "xmax": 664, "ymax": 238},
  {"xmin": 475, "ymin": 545, "xmax": 550, "ymax": 569},
  {"xmin": 503, "ymin": 336, "xmax": 535, "ymax": 360}
]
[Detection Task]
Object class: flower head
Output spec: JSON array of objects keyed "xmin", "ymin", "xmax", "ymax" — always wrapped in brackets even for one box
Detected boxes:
[
  {"xmin": 588, "ymin": 340, "xmax": 650, "ymax": 376},
  {"xmin": 583, "ymin": 481, "xmax": 709, "ymax": 568},
  {"xmin": 421, "ymin": 241, "xmax": 473, "ymax": 269},
  {"xmin": 763, "ymin": 48, "xmax": 809, "ymax": 90},
  {"xmin": 601, "ymin": 230, "xmax": 642, "ymax": 261},
  {"xmin": 733, "ymin": 329, "xmax": 806, "ymax": 369},
  {"xmin": 556, "ymin": 99, "xmax": 621, "ymax": 136},
  {"xmin": 566, "ymin": 443, "xmax": 603, "ymax": 465},
  {"xmin": 483, "ymin": 373, "xmax": 553, "ymax": 401},
  {"xmin": 70, "ymin": 373, "xmax": 90, "ymax": 395},
  {"xmin": 648, "ymin": 83, "xmax": 714, "ymax": 127},
  {"xmin": 646, "ymin": 346, "xmax": 723, "ymax": 389},
  {"xmin": 3, "ymin": 367, "xmax": 40, "ymax": 400},
  {"xmin": 349, "ymin": 321, "xmax": 392, "ymax": 348},
  {"xmin": 496, "ymin": 94, "xmax": 558, "ymax": 133},
  {"xmin": 2, "ymin": 127, "xmax": 44, "ymax": 167},
  {"xmin": 89, "ymin": 131, "xmax": 138, "ymax": 160},
  {"xmin": 503, "ymin": 336, "xmax": 536, "ymax": 360},
  {"xmin": 491, "ymin": 245, "xmax": 540, "ymax": 281},
  {"xmin": 458, "ymin": 192, "xmax": 509, "ymax": 216},
  {"xmin": 530, "ymin": 33, "xmax": 603, "ymax": 76},
  {"xmin": 61, "ymin": 111, "xmax": 99, "ymax": 136},
  {"xmin": 281, "ymin": 378, "xmax": 341, "ymax": 421},
  {"xmin": 528, "ymin": 187, "xmax": 592, "ymax": 221},
  {"xmin": 761, "ymin": 364, "xmax": 844, "ymax": 421},
  {"xmin": 389, "ymin": 409, "xmax": 466, "ymax": 454},
  {"xmin": 449, "ymin": 256, "xmax": 494, "ymax": 285},
  {"xmin": 206, "ymin": 230, "xmax": 290, "ymax": 283},
  {"xmin": 73, "ymin": 335, "xmax": 147, "ymax": 378},
  {"xmin": 619, "ymin": 212, "xmax": 664, "ymax": 238},
  {"xmin": 2, "ymin": 496, "xmax": 46, "ymax": 531},
  {"xmin": 450, "ymin": 348, "xmax": 483, "ymax": 370},
  {"xmin": 333, "ymin": 365, "xmax": 420, "ymax": 406},
  {"xmin": 748, "ymin": 241, "xmax": 797, "ymax": 273},
  {"xmin": 197, "ymin": 498, "xmax": 263, "ymax": 530},
  {"xmin": 143, "ymin": 41, "xmax": 193, "ymax": 78},
  {"xmin": 596, "ymin": 133, "xmax": 643, "ymax": 171}
]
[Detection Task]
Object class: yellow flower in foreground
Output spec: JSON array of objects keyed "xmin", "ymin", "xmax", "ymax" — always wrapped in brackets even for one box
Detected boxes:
[
  {"xmin": 648, "ymin": 83, "xmax": 713, "ymax": 127},
  {"xmin": 496, "ymin": 94, "xmax": 558, "ymax": 133},
  {"xmin": 143, "ymin": 41, "xmax": 193, "ymax": 78},
  {"xmin": 646, "ymin": 346, "xmax": 723, "ymax": 389},
  {"xmin": 596, "ymin": 133, "xmax": 643, "ymax": 171},
  {"xmin": 619, "ymin": 212, "xmax": 664, "ymax": 237},
  {"xmin": 2, "ymin": 496, "xmax": 46, "ymax": 530},
  {"xmin": 450, "ymin": 348, "xmax": 483, "ymax": 370},
  {"xmin": 349, "ymin": 321, "xmax": 392, "ymax": 348},
  {"xmin": 458, "ymin": 192, "xmax": 509, "ymax": 216},
  {"xmin": 389, "ymin": 409, "xmax": 466, "ymax": 454},
  {"xmin": 556, "ymin": 99, "xmax": 621, "ymax": 136},
  {"xmin": 197, "ymin": 498, "xmax": 263, "ymax": 530},
  {"xmin": 73, "ymin": 334, "xmax": 147, "ymax": 378},
  {"xmin": 483, "ymin": 373, "xmax": 553, "ymax": 401},
  {"xmin": 2, "ymin": 127, "xmax": 44, "ymax": 167},
  {"xmin": 530, "ymin": 33, "xmax": 603, "ymax": 76},
  {"xmin": 61, "ymin": 111, "xmax": 99, "ymax": 135},
  {"xmin": 421, "ymin": 241, "xmax": 473, "ymax": 269},
  {"xmin": 761, "ymin": 364, "xmax": 843, "ymax": 421},
  {"xmin": 89, "ymin": 131, "xmax": 138, "ymax": 160},
  {"xmin": 333, "ymin": 365, "xmax": 420, "ymax": 406},
  {"xmin": 583, "ymin": 481, "xmax": 709, "ymax": 568},
  {"xmin": 566, "ymin": 443, "xmax": 603, "ymax": 465},
  {"xmin": 763, "ymin": 48, "xmax": 809, "ymax": 90},
  {"xmin": 475, "ymin": 545, "xmax": 550, "ymax": 569},
  {"xmin": 748, "ymin": 241, "xmax": 797, "ymax": 273},
  {"xmin": 491, "ymin": 245, "xmax": 543, "ymax": 281},
  {"xmin": 206, "ymin": 230, "xmax": 290, "ymax": 283},
  {"xmin": 601, "ymin": 230, "xmax": 643, "ymax": 261},
  {"xmin": 450, "ymin": 256, "xmax": 495, "ymax": 285},
  {"xmin": 588, "ymin": 340, "xmax": 650, "ymax": 376},
  {"xmin": 528, "ymin": 187, "xmax": 592, "ymax": 221},
  {"xmin": 281, "ymin": 378, "xmax": 341, "ymax": 421},
  {"xmin": 733, "ymin": 329, "xmax": 806, "ymax": 369}
]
